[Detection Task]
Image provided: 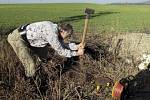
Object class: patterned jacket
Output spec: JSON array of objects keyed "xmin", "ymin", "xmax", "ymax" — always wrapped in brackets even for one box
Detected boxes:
[{"xmin": 26, "ymin": 21, "xmax": 78, "ymax": 58}]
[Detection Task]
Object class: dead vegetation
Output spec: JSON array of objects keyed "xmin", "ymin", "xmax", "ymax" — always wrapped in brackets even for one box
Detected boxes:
[{"xmin": 1, "ymin": 32, "xmax": 149, "ymax": 100}]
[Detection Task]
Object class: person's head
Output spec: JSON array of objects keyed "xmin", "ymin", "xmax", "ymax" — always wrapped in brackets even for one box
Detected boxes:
[{"xmin": 58, "ymin": 23, "xmax": 73, "ymax": 39}]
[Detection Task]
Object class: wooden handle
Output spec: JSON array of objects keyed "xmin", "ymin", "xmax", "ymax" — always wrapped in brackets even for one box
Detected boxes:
[{"xmin": 81, "ymin": 17, "xmax": 89, "ymax": 45}]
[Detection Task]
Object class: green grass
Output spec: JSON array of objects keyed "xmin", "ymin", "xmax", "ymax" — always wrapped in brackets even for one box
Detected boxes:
[{"xmin": 0, "ymin": 3, "xmax": 150, "ymax": 34}]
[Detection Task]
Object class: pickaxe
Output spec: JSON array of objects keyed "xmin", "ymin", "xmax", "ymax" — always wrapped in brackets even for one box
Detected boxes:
[{"xmin": 81, "ymin": 8, "xmax": 95, "ymax": 48}]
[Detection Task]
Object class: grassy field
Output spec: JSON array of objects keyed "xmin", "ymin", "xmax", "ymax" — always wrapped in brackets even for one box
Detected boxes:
[{"xmin": 0, "ymin": 3, "xmax": 150, "ymax": 34}]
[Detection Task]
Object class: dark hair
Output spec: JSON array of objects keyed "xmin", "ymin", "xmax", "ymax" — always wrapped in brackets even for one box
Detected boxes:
[{"xmin": 59, "ymin": 23, "xmax": 73, "ymax": 35}]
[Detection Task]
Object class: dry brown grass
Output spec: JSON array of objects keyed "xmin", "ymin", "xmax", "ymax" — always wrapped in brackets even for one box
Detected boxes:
[{"xmin": 1, "ymin": 31, "xmax": 148, "ymax": 100}]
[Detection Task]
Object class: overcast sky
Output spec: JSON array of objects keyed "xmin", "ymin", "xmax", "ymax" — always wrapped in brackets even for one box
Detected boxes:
[{"xmin": 0, "ymin": 0, "xmax": 148, "ymax": 4}]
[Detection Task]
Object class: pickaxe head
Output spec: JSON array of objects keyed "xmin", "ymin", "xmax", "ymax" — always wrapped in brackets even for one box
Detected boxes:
[{"xmin": 85, "ymin": 8, "xmax": 95, "ymax": 15}]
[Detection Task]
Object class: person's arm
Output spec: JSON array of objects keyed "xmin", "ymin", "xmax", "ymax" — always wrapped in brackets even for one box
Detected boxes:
[
  {"xmin": 47, "ymin": 34, "xmax": 78, "ymax": 58},
  {"xmin": 64, "ymin": 42, "xmax": 85, "ymax": 50},
  {"xmin": 63, "ymin": 43, "xmax": 78, "ymax": 50},
  {"xmin": 44, "ymin": 22, "xmax": 83, "ymax": 57}
]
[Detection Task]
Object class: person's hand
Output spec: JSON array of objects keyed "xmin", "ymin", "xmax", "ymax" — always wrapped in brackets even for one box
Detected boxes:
[
  {"xmin": 77, "ymin": 48, "xmax": 84, "ymax": 56},
  {"xmin": 77, "ymin": 42, "xmax": 85, "ymax": 49}
]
